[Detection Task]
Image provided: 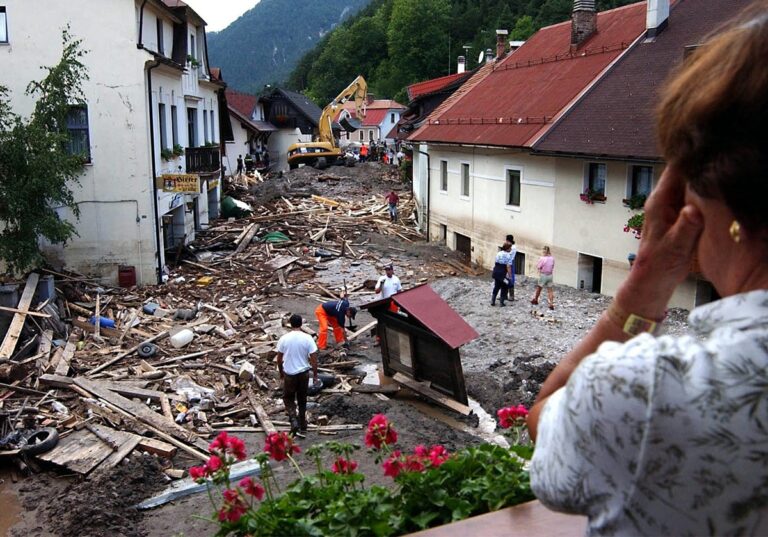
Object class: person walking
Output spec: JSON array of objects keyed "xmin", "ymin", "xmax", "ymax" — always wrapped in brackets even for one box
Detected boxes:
[
  {"xmin": 236, "ymin": 155, "xmax": 244, "ymax": 178},
  {"xmin": 276, "ymin": 314, "xmax": 318, "ymax": 437},
  {"xmin": 491, "ymin": 242, "xmax": 514, "ymax": 306},
  {"xmin": 375, "ymin": 263, "xmax": 402, "ymax": 300},
  {"xmin": 505, "ymin": 235, "xmax": 518, "ymax": 300},
  {"xmin": 359, "ymin": 143, "xmax": 368, "ymax": 163},
  {"xmin": 314, "ymin": 296, "xmax": 357, "ymax": 350},
  {"xmin": 385, "ymin": 190, "xmax": 399, "ymax": 222},
  {"xmin": 531, "ymin": 246, "xmax": 555, "ymax": 310}
]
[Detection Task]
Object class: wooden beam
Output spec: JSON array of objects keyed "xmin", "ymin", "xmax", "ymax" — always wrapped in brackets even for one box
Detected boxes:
[
  {"xmin": 347, "ymin": 320, "xmax": 377, "ymax": 341},
  {"xmin": 137, "ymin": 436, "xmax": 177, "ymax": 458},
  {"xmin": 0, "ymin": 273, "xmax": 40, "ymax": 359},
  {"xmin": 0, "ymin": 306, "xmax": 50, "ymax": 318},
  {"xmin": 54, "ymin": 335, "xmax": 77, "ymax": 377},
  {"xmin": 86, "ymin": 331, "xmax": 169, "ymax": 376},
  {"xmin": 392, "ymin": 373, "xmax": 472, "ymax": 416},
  {"xmin": 245, "ymin": 390, "xmax": 276, "ymax": 434}
]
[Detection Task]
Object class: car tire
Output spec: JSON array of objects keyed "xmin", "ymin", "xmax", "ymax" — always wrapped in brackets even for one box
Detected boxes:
[{"xmin": 19, "ymin": 427, "xmax": 59, "ymax": 456}]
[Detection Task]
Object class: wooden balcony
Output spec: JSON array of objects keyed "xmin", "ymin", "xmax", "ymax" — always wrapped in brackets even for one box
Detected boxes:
[
  {"xmin": 407, "ymin": 500, "xmax": 586, "ymax": 537},
  {"xmin": 185, "ymin": 146, "xmax": 220, "ymax": 174}
]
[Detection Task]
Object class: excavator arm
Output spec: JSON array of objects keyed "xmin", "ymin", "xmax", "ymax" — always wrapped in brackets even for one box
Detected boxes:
[{"xmin": 317, "ymin": 75, "xmax": 368, "ymax": 146}]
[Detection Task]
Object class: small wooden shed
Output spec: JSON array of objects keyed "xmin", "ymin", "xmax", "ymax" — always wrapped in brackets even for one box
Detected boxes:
[{"xmin": 361, "ymin": 284, "xmax": 478, "ymax": 409}]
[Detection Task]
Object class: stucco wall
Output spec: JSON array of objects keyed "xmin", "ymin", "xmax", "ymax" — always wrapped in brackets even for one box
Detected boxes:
[
  {"xmin": 269, "ymin": 129, "xmax": 311, "ymax": 172},
  {"xmin": 3, "ymin": 0, "xmax": 158, "ymax": 285}
]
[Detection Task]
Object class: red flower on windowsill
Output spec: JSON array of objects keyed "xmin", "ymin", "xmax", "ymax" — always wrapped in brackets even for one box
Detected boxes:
[{"xmin": 580, "ymin": 188, "xmax": 606, "ymax": 204}]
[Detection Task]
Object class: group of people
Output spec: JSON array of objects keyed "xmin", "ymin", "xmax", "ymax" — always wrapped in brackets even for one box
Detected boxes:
[
  {"xmin": 235, "ymin": 151, "xmax": 270, "ymax": 177},
  {"xmin": 490, "ymin": 234, "xmax": 555, "ymax": 310},
  {"xmin": 276, "ymin": 262, "xmax": 401, "ymax": 437},
  {"xmin": 345, "ymin": 140, "xmax": 404, "ymax": 167}
]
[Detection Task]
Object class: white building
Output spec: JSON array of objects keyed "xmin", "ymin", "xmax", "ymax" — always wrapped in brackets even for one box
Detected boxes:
[{"xmin": 1, "ymin": 0, "xmax": 230, "ymax": 285}]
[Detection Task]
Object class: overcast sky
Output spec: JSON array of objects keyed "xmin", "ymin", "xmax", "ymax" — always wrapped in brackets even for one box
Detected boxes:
[{"xmin": 185, "ymin": 0, "xmax": 259, "ymax": 32}]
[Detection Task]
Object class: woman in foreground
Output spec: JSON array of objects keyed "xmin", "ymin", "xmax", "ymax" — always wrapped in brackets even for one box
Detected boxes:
[{"xmin": 528, "ymin": 6, "xmax": 768, "ymax": 536}]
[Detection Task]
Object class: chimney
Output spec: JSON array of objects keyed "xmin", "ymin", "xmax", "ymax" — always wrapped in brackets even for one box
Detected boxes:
[
  {"xmin": 496, "ymin": 29, "xmax": 509, "ymax": 60},
  {"xmin": 571, "ymin": 0, "xmax": 597, "ymax": 48},
  {"xmin": 485, "ymin": 48, "xmax": 494, "ymax": 64},
  {"xmin": 457, "ymin": 56, "xmax": 466, "ymax": 74},
  {"xmin": 646, "ymin": 0, "xmax": 669, "ymax": 38}
]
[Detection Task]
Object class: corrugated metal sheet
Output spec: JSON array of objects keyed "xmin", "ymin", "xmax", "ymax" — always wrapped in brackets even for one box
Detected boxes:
[
  {"xmin": 411, "ymin": 2, "xmax": 646, "ymax": 147},
  {"xmin": 367, "ymin": 284, "xmax": 479, "ymax": 349}
]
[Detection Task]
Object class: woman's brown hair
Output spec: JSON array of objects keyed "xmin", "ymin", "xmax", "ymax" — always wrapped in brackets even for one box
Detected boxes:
[{"xmin": 657, "ymin": 3, "xmax": 768, "ymax": 233}]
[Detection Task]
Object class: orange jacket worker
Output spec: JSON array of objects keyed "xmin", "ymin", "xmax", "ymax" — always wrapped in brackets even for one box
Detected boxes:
[{"xmin": 314, "ymin": 298, "xmax": 357, "ymax": 350}]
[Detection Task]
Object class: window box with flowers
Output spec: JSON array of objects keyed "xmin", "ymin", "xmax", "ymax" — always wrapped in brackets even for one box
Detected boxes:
[
  {"xmin": 624, "ymin": 212, "xmax": 644, "ymax": 239},
  {"xmin": 579, "ymin": 188, "xmax": 607, "ymax": 204}
]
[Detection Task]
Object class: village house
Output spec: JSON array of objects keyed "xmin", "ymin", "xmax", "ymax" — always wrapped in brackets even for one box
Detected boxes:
[
  {"xmin": 409, "ymin": 0, "xmax": 731, "ymax": 309},
  {"xmin": 337, "ymin": 96, "xmax": 406, "ymax": 146},
  {"xmin": 2, "ymin": 0, "xmax": 231, "ymax": 285},
  {"xmin": 225, "ymin": 88, "xmax": 277, "ymax": 172}
]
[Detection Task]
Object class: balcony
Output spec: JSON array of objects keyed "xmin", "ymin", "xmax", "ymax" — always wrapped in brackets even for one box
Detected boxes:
[{"xmin": 186, "ymin": 146, "xmax": 220, "ymax": 174}]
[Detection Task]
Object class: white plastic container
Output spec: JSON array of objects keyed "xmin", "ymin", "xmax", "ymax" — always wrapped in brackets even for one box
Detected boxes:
[{"xmin": 170, "ymin": 328, "xmax": 194, "ymax": 348}]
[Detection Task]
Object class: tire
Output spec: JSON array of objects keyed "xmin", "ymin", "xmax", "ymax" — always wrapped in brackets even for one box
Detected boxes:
[
  {"xmin": 19, "ymin": 427, "xmax": 59, "ymax": 456},
  {"xmin": 315, "ymin": 157, "xmax": 328, "ymax": 170},
  {"xmin": 137, "ymin": 343, "xmax": 158, "ymax": 358},
  {"xmin": 289, "ymin": 163, "xmax": 298, "ymax": 170}
]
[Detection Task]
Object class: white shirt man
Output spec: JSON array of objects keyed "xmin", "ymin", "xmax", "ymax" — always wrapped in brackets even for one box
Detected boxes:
[
  {"xmin": 375, "ymin": 265, "xmax": 402, "ymax": 299},
  {"xmin": 276, "ymin": 314, "xmax": 318, "ymax": 437}
]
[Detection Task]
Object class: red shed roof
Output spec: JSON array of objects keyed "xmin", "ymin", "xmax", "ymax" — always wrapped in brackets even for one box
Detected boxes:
[
  {"xmin": 226, "ymin": 89, "xmax": 258, "ymax": 119},
  {"xmin": 360, "ymin": 108, "xmax": 388, "ymax": 127},
  {"xmin": 362, "ymin": 284, "xmax": 479, "ymax": 349},
  {"xmin": 407, "ymin": 72, "xmax": 468, "ymax": 100},
  {"xmin": 411, "ymin": 2, "xmax": 647, "ymax": 147}
]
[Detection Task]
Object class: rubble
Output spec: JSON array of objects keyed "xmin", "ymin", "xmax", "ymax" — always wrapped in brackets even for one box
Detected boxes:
[{"xmin": 0, "ymin": 162, "xmax": 484, "ymax": 482}]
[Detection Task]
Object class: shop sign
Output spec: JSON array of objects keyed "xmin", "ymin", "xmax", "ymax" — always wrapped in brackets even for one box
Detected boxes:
[
  {"xmin": 207, "ymin": 179, "xmax": 219, "ymax": 191},
  {"xmin": 157, "ymin": 174, "xmax": 200, "ymax": 193}
]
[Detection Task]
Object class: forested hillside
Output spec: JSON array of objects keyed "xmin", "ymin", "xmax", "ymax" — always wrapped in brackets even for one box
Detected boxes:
[
  {"xmin": 207, "ymin": 0, "xmax": 371, "ymax": 94},
  {"xmin": 287, "ymin": 0, "xmax": 637, "ymax": 104}
]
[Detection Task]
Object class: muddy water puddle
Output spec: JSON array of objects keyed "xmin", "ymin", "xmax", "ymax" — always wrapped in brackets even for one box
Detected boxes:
[{"xmin": 0, "ymin": 469, "xmax": 23, "ymax": 535}]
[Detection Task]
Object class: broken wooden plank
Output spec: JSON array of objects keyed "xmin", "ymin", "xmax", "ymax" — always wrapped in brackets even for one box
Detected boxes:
[
  {"xmin": 245, "ymin": 390, "xmax": 276, "ymax": 434},
  {"xmin": 0, "ymin": 273, "xmax": 40, "ymax": 359},
  {"xmin": 351, "ymin": 383, "xmax": 401, "ymax": 395},
  {"xmin": 264, "ymin": 255, "xmax": 299, "ymax": 271},
  {"xmin": 0, "ymin": 305, "xmax": 50, "ymax": 318},
  {"xmin": 347, "ymin": 320, "xmax": 377, "ymax": 341},
  {"xmin": 37, "ymin": 428, "xmax": 113, "ymax": 474},
  {"xmin": 54, "ymin": 335, "xmax": 77, "ymax": 377},
  {"xmin": 137, "ymin": 436, "xmax": 177, "ymax": 458},
  {"xmin": 74, "ymin": 377, "xmax": 207, "ymax": 451},
  {"xmin": 86, "ymin": 331, "xmax": 169, "ymax": 377},
  {"xmin": 231, "ymin": 223, "xmax": 260, "ymax": 256},
  {"xmin": 392, "ymin": 373, "xmax": 472, "ymax": 416}
]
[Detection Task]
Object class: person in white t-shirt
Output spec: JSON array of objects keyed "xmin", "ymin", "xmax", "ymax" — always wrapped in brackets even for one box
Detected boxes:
[
  {"xmin": 276, "ymin": 314, "xmax": 318, "ymax": 437},
  {"xmin": 375, "ymin": 264, "xmax": 402, "ymax": 299}
]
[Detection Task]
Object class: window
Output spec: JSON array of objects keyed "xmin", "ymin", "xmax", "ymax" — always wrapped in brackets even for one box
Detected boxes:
[
  {"xmin": 203, "ymin": 110, "xmax": 209, "ymax": 143},
  {"xmin": 189, "ymin": 34, "xmax": 196, "ymax": 59},
  {"xmin": 390, "ymin": 113, "xmax": 395, "ymax": 122},
  {"xmin": 66, "ymin": 105, "xmax": 90, "ymax": 162},
  {"xmin": 158, "ymin": 103, "xmax": 168, "ymax": 149},
  {"xmin": 586, "ymin": 162, "xmax": 606, "ymax": 196},
  {"xmin": 209, "ymin": 110, "xmax": 215, "ymax": 142},
  {"xmin": 461, "ymin": 163, "xmax": 470, "ymax": 196},
  {"xmin": 156, "ymin": 18, "xmax": 164, "ymax": 55},
  {"xmin": 440, "ymin": 160, "xmax": 448, "ymax": 191},
  {"xmin": 187, "ymin": 107, "xmax": 197, "ymax": 146},
  {"xmin": 0, "ymin": 7, "xmax": 7, "ymax": 44},
  {"xmin": 171, "ymin": 105, "xmax": 179, "ymax": 146},
  {"xmin": 368, "ymin": 130, "xmax": 373, "ymax": 141},
  {"xmin": 628, "ymin": 165, "xmax": 652, "ymax": 198},
  {"xmin": 358, "ymin": 130, "xmax": 363, "ymax": 141},
  {"xmin": 506, "ymin": 169, "xmax": 521, "ymax": 206}
]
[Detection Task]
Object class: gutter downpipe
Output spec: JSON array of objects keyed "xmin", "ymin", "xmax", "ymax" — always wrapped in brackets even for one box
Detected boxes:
[
  {"xmin": 146, "ymin": 59, "xmax": 164, "ymax": 284},
  {"xmin": 139, "ymin": 0, "xmax": 148, "ymax": 46},
  {"xmin": 418, "ymin": 147, "xmax": 430, "ymax": 242}
]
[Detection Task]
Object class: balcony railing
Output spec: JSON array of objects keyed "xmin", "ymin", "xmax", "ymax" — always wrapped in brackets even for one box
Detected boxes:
[{"xmin": 186, "ymin": 146, "xmax": 220, "ymax": 174}]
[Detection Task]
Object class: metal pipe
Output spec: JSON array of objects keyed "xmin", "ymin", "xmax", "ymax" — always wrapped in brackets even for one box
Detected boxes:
[
  {"xmin": 146, "ymin": 60, "xmax": 164, "ymax": 284},
  {"xmin": 138, "ymin": 0, "xmax": 148, "ymax": 47},
  {"xmin": 418, "ymin": 147, "xmax": 431, "ymax": 242}
]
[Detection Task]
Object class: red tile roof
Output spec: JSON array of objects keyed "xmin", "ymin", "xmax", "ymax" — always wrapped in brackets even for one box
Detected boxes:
[
  {"xmin": 535, "ymin": 0, "xmax": 736, "ymax": 160},
  {"xmin": 360, "ymin": 108, "xmax": 389, "ymax": 127},
  {"xmin": 407, "ymin": 72, "xmax": 468, "ymax": 100},
  {"xmin": 226, "ymin": 89, "xmax": 258, "ymax": 119},
  {"xmin": 411, "ymin": 2, "xmax": 647, "ymax": 147}
]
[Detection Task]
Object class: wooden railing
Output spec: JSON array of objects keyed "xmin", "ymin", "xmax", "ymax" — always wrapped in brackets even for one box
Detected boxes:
[{"xmin": 185, "ymin": 146, "xmax": 220, "ymax": 174}]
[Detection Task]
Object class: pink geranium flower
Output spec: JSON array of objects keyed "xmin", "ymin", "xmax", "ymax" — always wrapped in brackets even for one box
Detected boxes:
[{"xmin": 365, "ymin": 414, "xmax": 398, "ymax": 450}]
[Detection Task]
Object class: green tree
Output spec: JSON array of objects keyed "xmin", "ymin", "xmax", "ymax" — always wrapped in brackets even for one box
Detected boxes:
[
  {"xmin": 0, "ymin": 30, "xmax": 88, "ymax": 274},
  {"xmin": 511, "ymin": 15, "xmax": 536, "ymax": 41}
]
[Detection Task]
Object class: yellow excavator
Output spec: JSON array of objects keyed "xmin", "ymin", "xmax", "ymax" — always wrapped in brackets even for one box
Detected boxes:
[{"xmin": 287, "ymin": 75, "xmax": 367, "ymax": 169}]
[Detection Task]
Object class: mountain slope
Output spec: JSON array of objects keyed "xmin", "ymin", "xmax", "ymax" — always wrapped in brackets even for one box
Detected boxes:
[{"xmin": 208, "ymin": 0, "xmax": 372, "ymax": 94}]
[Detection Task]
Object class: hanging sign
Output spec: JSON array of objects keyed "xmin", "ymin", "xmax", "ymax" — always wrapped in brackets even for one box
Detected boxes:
[{"xmin": 157, "ymin": 174, "xmax": 200, "ymax": 193}]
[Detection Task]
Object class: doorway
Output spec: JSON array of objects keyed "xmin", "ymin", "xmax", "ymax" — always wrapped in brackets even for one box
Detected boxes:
[
  {"xmin": 455, "ymin": 233, "xmax": 471, "ymax": 261},
  {"xmin": 514, "ymin": 252, "xmax": 525, "ymax": 276},
  {"xmin": 577, "ymin": 253, "xmax": 602, "ymax": 293}
]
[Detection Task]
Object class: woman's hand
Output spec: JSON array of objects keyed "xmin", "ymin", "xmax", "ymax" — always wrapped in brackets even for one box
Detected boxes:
[{"xmin": 617, "ymin": 167, "xmax": 703, "ymax": 318}]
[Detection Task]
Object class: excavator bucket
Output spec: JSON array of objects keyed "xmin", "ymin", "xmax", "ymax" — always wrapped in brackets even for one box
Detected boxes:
[{"xmin": 340, "ymin": 116, "xmax": 362, "ymax": 132}]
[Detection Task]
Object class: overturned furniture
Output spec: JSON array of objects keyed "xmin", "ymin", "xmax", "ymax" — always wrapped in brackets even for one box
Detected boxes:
[{"xmin": 361, "ymin": 284, "xmax": 478, "ymax": 415}]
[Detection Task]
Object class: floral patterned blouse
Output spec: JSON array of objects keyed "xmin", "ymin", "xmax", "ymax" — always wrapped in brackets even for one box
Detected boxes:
[{"xmin": 530, "ymin": 290, "xmax": 768, "ymax": 536}]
